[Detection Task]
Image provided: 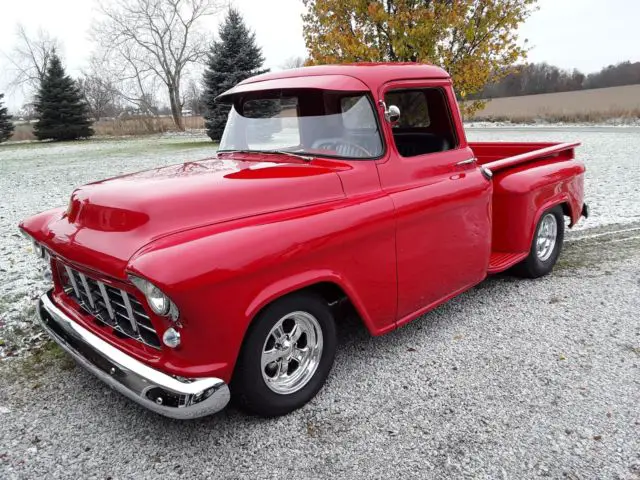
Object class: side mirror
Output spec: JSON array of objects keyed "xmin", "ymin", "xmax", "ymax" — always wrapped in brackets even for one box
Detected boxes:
[{"xmin": 384, "ymin": 105, "xmax": 401, "ymax": 124}]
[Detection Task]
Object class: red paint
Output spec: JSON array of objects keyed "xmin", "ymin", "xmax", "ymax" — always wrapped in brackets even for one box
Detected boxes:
[{"xmin": 19, "ymin": 63, "xmax": 586, "ymax": 384}]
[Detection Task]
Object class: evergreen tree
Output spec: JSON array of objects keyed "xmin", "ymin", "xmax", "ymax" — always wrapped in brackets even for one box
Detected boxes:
[
  {"xmin": 34, "ymin": 53, "xmax": 94, "ymax": 141},
  {"xmin": 0, "ymin": 93, "xmax": 15, "ymax": 143},
  {"xmin": 203, "ymin": 8, "xmax": 268, "ymax": 141}
]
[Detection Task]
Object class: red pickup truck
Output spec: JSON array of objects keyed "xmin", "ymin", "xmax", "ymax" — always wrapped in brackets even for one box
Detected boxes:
[{"xmin": 20, "ymin": 63, "xmax": 587, "ymax": 418}]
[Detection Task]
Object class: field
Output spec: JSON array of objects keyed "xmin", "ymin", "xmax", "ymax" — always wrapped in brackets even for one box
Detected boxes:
[
  {"xmin": 470, "ymin": 84, "xmax": 640, "ymax": 123},
  {"xmin": 10, "ymin": 115, "xmax": 206, "ymax": 141},
  {"xmin": 1, "ymin": 128, "xmax": 639, "ymax": 478}
]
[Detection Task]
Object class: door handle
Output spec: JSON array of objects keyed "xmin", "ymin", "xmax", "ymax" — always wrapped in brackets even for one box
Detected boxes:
[{"xmin": 455, "ymin": 158, "xmax": 476, "ymax": 167}]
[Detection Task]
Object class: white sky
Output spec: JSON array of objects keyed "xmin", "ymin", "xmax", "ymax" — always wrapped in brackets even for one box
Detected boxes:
[{"xmin": 1, "ymin": 0, "xmax": 639, "ymax": 110}]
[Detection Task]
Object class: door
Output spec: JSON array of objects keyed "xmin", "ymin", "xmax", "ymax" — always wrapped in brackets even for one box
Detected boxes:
[{"xmin": 376, "ymin": 81, "xmax": 492, "ymax": 322}]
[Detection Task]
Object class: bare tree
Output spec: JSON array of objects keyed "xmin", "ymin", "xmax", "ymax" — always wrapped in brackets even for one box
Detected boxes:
[
  {"xmin": 3, "ymin": 24, "xmax": 61, "ymax": 95},
  {"xmin": 184, "ymin": 79, "xmax": 203, "ymax": 115},
  {"xmin": 93, "ymin": 0, "xmax": 223, "ymax": 130},
  {"xmin": 281, "ymin": 56, "xmax": 306, "ymax": 70},
  {"xmin": 19, "ymin": 102, "xmax": 37, "ymax": 121},
  {"xmin": 78, "ymin": 57, "xmax": 122, "ymax": 121}
]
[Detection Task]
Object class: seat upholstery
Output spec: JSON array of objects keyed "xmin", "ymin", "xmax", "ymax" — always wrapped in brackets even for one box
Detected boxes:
[{"xmin": 392, "ymin": 132, "xmax": 450, "ymax": 157}]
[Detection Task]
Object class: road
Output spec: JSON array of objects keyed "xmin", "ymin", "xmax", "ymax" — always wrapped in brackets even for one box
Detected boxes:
[{"xmin": 1, "ymin": 223, "xmax": 638, "ymax": 479}]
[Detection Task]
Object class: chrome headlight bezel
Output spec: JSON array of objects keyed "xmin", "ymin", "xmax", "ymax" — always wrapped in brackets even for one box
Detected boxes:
[
  {"xmin": 22, "ymin": 229, "xmax": 50, "ymax": 261},
  {"xmin": 128, "ymin": 275, "xmax": 180, "ymax": 322},
  {"xmin": 21, "ymin": 229, "xmax": 53, "ymax": 282}
]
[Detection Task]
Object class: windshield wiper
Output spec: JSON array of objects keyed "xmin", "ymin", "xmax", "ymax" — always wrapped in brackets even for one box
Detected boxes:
[{"xmin": 218, "ymin": 149, "xmax": 314, "ymax": 162}]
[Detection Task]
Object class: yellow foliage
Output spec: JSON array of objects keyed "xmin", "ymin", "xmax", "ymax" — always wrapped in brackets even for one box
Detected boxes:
[{"xmin": 302, "ymin": 0, "xmax": 538, "ymax": 116}]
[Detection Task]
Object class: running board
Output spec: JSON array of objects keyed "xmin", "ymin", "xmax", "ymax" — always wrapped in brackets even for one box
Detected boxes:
[{"xmin": 488, "ymin": 252, "xmax": 528, "ymax": 274}]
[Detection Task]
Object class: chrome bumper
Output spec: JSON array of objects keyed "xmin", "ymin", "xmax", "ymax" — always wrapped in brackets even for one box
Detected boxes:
[{"xmin": 36, "ymin": 290, "xmax": 230, "ymax": 419}]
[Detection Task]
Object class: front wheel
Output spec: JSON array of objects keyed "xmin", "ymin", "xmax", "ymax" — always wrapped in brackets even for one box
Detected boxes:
[
  {"xmin": 232, "ymin": 292, "xmax": 336, "ymax": 417},
  {"xmin": 513, "ymin": 205, "xmax": 565, "ymax": 278}
]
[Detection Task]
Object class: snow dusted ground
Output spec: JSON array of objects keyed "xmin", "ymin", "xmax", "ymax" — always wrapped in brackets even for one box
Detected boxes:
[
  {"xmin": 466, "ymin": 126, "xmax": 640, "ymax": 230},
  {"xmin": 1, "ymin": 127, "xmax": 639, "ymax": 357},
  {"xmin": 0, "ymin": 135, "xmax": 217, "ymax": 357}
]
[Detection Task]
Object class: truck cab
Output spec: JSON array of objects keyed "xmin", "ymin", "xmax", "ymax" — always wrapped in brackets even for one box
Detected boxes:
[{"xmin": 21, "ymin": 63, "xmax": 586, "ymax": 418}]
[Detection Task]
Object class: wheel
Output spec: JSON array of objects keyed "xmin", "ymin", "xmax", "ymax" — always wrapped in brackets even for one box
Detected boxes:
[
  {"xmin": 231, "ymin": 292, "xmax": 336, "ymax": 417},
  {"xmin": 513, "ymin": 205, "xmax": 565, "ymax": 278}
]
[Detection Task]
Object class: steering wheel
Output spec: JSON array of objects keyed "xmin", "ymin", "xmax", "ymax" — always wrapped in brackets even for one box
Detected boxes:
[{"xmin": 312, "ymin": 139, "xmax": 373, "ymax": 158}]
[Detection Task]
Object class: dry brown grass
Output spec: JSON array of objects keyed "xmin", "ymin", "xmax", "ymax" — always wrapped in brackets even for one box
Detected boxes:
[
  {"xmin": 10, "ymin": 123, "xmax": 36, "ymax": 142},
  {"xmin": 469, "ymin": 84, "xmax": 640, "ymax": 123},
  {"xmin": 8, "ymin": 115, "xmax": 206, "ymax": 142},
  {"xmin": 93, "ymin": 115, "xmax": 205, "ymax": 136}
]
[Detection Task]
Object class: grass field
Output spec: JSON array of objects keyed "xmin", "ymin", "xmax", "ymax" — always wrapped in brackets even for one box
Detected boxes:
[
  {"xmin": 2, "ymin": 127, "xmax": 640, "ymax": 359},
  {"xmin": 470, "ymin": 84, "xmax": 640, "ymax": 123},
  {"xmin": 10, "ymin": 115, "xmax": 206, "ymax": 141},
  {"xmin": 0, "ymin": 134, "xmax": 218, "ymax": 358}
]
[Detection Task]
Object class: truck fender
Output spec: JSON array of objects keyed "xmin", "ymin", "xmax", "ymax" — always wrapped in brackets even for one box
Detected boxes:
[
  {"xmin": 528, "ymin": 194, "xmax": 573, "ymax": 246},
  {"xmin": 244, "ymin": 269, "xmax": 379, "ymax": 335}
]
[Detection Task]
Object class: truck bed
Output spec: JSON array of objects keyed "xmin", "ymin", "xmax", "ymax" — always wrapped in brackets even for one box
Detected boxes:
[
  {"xmin": 469, "ymin": 142, "xmax": 581, "ymax": 172},
  {"xmin": 469, "ymin": 142, "xmax": 585, "ymax": 273}
]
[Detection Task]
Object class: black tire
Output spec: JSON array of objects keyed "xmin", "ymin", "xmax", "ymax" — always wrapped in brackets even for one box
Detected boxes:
[
  {"xmin": 231, "ymin": 292, "xmax": 336, "ymax": 417},
  {"xmin": 513, "ymin": 205, "xmax": 565, "ymax": 278}
]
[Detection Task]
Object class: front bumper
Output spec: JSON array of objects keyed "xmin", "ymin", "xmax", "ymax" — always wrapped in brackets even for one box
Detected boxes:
[{"xmin": 36, "ymin": 290, "xmax": 230, "ymax": 419}]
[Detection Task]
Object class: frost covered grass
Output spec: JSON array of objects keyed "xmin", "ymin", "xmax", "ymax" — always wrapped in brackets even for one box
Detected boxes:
[
  {"xmin": 0, "ymin": 133, "xmax": 217, "ymax": 357},
  {"xmin": 1, "ymin": 127, "xmax": 639, "ymax": 357},
  {"xmin": 466, "ymin": 126, "xmax": 640, "ymax": 230}
]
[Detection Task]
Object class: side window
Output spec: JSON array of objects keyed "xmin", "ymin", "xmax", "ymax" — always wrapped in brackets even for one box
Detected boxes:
[
  {"xmin": 384, "ymin": 91, "xmax": 430, "ymax": 128},
  {"xmin": 384, "ymin": 88, "xmax": 457, "ymax": 158}
]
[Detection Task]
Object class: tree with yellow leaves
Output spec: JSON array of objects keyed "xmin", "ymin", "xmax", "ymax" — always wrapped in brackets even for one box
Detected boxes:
[{"xmin": 302, "ymin": 0, "xmax": 537, "ymax": 115}]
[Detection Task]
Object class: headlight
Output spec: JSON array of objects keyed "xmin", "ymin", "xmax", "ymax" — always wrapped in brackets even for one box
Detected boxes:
[{"xmin": 129, "ymin": 275, "xmax": 179, "ymax": 320}]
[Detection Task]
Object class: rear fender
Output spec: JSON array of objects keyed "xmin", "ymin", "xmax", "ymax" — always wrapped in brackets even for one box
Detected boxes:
[{"xmin": 491, "ymin": 159, "xmax": 585, "ymax": 253}]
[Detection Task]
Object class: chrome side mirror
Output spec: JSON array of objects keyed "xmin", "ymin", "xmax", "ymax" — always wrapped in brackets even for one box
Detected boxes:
[
  {"xmin": 385, "ymin": 105, "xmax": 401, "ymax": 124},
  {"xmin": 378, "ymin": 100, "xmax": 401, "ymax": 125}
]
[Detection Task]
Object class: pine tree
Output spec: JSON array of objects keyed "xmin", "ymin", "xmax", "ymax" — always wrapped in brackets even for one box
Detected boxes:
[
  {"xmin": 203, "ymin": 8, "xmax": 268, "ymax": 141},
  {"xmin": 0, "ymin": 93, "xmax": 14, "ymax": 143},
  {"xmin": 34, "ymin": 53, "xmax": 94, "ymax": 141}
]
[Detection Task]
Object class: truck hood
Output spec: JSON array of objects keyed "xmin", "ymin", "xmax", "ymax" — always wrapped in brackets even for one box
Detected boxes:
[{"xmin": 30, "ymin": 155, "xmax": 346, "ymax": 277}]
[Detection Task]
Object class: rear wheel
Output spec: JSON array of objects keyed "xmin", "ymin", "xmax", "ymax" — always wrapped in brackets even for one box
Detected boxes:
[
  {"xmin": 513, "ymin": 205, "xmax": 565, "ymax": 278},
  {"xmin": 232, "ymin": 292, "xmax": 336, "ymax": 417}
]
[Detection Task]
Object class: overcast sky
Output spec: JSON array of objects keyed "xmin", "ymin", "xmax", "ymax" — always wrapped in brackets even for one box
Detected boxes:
[{"xmin": 1, "ymin": 0, "xmax": 639, "ymax": 110}]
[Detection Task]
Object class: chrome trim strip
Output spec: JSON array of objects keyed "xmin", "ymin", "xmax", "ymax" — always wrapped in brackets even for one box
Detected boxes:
[
  {"xmin": 455, "ymin": 158, "xmax": 477, "ymax": 167},
  {"xmin": 78, "ymin": 273, "xmax": 95, "ymax": 309},
  {"xmin": 120, "ymin": 290, "xmax": 139, "ymax": 334},
  {"xmin": 64, "ymin": 265, "xmax": 81, "ymax": 298},
  {"xmin": 36, "ymin": 291, "xmax": 230, "ymax": 419},
  {"xmin": 97, "ymin": 281, "xmax": 115, "ymax": 320}
]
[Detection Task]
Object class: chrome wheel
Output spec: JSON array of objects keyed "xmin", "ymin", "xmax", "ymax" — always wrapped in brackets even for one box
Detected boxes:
[
  {"xmin": 261, "ymin": 311, "xmax": 323, "ymax": 395},
  {"xmin": 536, "ymin": 213, "xmax": 558, "ymax": 261}
]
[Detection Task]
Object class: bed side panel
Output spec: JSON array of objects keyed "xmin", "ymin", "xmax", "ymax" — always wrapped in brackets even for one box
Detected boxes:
[{"xmin": 491, "ymin": 159, "xmax": 585, "ymax": 253}]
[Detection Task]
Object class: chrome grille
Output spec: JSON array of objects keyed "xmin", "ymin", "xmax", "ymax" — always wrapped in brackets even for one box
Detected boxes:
[{"xmin": 59, "ymin": 263, "xmax": 161, "ymax": 349}]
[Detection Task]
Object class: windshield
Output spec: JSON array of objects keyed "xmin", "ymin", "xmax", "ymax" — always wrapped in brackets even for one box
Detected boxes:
[{"xmin": 218, "ymin": 89, "xmax": 384, "ymax": 159}]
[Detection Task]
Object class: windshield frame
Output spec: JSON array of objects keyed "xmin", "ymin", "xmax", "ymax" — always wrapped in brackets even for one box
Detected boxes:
[{"xmin": 217, "ymin": 89, "xmax": 387, "ymax": 162}]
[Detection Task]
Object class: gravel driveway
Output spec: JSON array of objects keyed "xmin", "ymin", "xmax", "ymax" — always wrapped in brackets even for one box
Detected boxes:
[
  {"xmin": 1, "ymin": 227, "xmax": 639, "ymax": 479},
  {"xmin": 1, "ymin": 129, "xmax": 639, "ymax": 479}
]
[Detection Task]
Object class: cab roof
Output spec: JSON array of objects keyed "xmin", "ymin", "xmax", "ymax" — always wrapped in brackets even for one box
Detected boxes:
[{"xmin": 218, "ymin": 63, "xmax": 450, "ymax": 101}]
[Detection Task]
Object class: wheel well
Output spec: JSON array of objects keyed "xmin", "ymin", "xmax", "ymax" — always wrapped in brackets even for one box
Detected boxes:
[
  {"xmin": 233, "ymin": 281, "xmax": 358, "ymax": 383},
  {"xmin": 558, "ymin": 201, "xmax": 574, "ymax": 226},
  {"xmin": 300, "ymin": 281, "xmax": 349, "ymax": 307}
]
